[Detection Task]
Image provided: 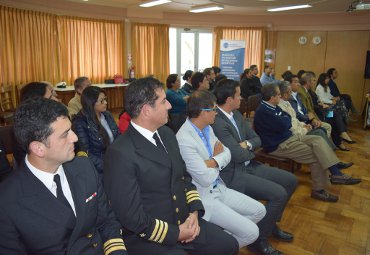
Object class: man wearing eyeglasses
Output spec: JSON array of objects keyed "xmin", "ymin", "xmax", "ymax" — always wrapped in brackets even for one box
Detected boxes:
[{"xmin": 176, "ymin": 90, "xmax": 266, "ymax": 250}]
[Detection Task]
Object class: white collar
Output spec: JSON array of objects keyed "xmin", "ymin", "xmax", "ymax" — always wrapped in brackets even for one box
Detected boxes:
[
  {"xmin": 131, "ymin": 121, "xmax": 158, "ymax": 145},
  {"xmin": 26, "ymin": 155, "xmax": 66, "ymax": 191},
  {"xmin": 262, "ymin": 100, "xmax": 276, "ymax": 108},
  {"xmin": 217, "ymin": 106, "xmax": 233, "ymax": 119}
]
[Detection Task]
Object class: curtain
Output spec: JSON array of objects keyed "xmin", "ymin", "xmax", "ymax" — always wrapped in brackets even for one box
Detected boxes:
[
  {"xmin": 131, "ymin": 23, "xmax": 169, "ymax": 83},
  {"xmin": 0, "ymin": 5, "xmax": 126, "ymax": 97},
  {"xmin": 0, "ymin": 6, "xmax": 57, "ymax": 87},
  {"xmin": 213, "ymin": 27, "xmax": 264, "ymax": 76},
  {"xmin": 57, "ymin": 16, "xmax": 125, "ymax": 84}
]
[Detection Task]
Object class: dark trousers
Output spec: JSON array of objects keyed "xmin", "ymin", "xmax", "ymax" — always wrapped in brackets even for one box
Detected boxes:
[
  {"xmin": 228, "ymin": 161, "xmax": 297, "ymax": 240},
  {"xmin": 124, "ymin": 219, "xmax": 239, "ymax": 255},
  {"xmin": 325, "ymin": 112, "xmax": 347, "ymax": 146}
]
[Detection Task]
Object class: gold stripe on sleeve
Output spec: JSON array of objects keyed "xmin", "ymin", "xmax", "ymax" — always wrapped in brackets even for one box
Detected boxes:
[
  {"xmin": 148, "ymin": 219, "xmax": 160, "ymax": 241},
  {"xmin": 153, "ymin": 220, "xmax": 164, "ymax": 242},
  {"xmin": 158, "ymin": 222, "xmax": 168, "ymax": 243},
  {"xmin": 105, "ymin": 244, "xmax": 126, "ymax": 255},
  {"xmin": 103, "ymin": 238, "xmax": 124, "ymax": 250}
]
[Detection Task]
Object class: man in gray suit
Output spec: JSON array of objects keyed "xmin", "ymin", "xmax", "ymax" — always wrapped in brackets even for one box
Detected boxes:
[{"xmin": 212, "ymin": 79, "xmax": 298, "ymax": 255}]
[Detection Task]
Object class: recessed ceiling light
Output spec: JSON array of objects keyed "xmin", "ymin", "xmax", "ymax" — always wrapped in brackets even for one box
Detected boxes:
[
  {"xmin": 267, "ymin": 4, "xmax": 312, "ymax": 12},
  {"xmin": 139, "ymin": 0, "xmax": 172, "ymax": 8},
  {"xmin": 189, "ymin": 4, "xmax": 224, "ymax": 13}
]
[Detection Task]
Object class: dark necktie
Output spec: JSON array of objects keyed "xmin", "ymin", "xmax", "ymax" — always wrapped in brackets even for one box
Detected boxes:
[
  {"xmin": 54, "ymin": 174, "xmax": 74, "ymax": 212},
  {"xmin": 153, "ymin": 133, "xmax": 166, "ymax": 153},
  {"xmin": 296, "ymin": 94, "xmax": 306, "ymax": 114}
]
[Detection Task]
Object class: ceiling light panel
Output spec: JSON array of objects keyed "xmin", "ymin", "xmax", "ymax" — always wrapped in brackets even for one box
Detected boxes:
[
  {"xmin": 139, "ymin": 0, "xmax": 172, "ymax": 8},
  {"xmin": 190, "ymin": 4, "xmax": 224, "ymax": 13},
  {"xmin": 267, "ymin": 4, "xmax": 312, "ymax": 12}
]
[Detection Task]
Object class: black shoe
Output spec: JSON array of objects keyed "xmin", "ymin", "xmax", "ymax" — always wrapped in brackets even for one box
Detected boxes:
[
  {"xmin": 330, "ymin": 174, "xmax": 361, "ymax": 185},
  {"xmin": 272, "ymin": 227, "xmax": 294, "ymax": 242},
  {"xmin": 248, "ymin": 240, "xmax": 283, "ymax": 255},
  {"xmin": 336, "ymin": 162, "xmax": 354, "ymax": 169},
  {"xmin": 311, "ymin": 190, "xmax": 338, "ymax": 202}
]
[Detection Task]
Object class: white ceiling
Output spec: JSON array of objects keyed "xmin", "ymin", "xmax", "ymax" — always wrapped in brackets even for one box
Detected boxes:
[{"xmin": 64, "ymin": 0, "xmax": 369, "ymax": 15}]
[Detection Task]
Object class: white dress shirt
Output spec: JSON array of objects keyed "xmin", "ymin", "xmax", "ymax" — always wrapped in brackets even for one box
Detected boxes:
[
  {"xmin": 100, "ymin": 113, "xmax": 114, "ymax": 144},
  {"xmin": 291, "ymin": 91, "xmax": 304, "ymax": 115},
  {"xmin": 131, "ymin": 121, "xmax": 166, "ymax": 149},
  {"xmin": 26, "ymin": 155, "xmax": 76, "ymax": 215},
  {"xmin": 315, "ymin": 84, "xmax": 334, "ymax": 104},
  {"xmin": 217, "ymin": 107, "xmax": 251, "ymax": 166}
]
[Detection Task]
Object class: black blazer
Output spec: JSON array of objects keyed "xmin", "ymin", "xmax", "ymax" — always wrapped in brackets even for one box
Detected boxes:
[
  {"xmin": 0, "ymin": 157, "xmax": 126, "ymax": 255},
  {"xmin": 104, "ymin": 125, "xmax": 206, "ymax": 254}
]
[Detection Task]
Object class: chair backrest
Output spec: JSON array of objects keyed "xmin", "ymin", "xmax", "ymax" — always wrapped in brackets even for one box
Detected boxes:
[
  {"xmin": 238, "ymin": 97, "xmax": 248, "ymax": 116},
  {"xmin": 246, "ymin": 94, "xmax": 262, "ymax": 118},
  {"xmin": 0, "ymin": 125, "xmax": 16, "ymax": 154},
  {"xmin": 16, "ymin": 83, "xmax": 26, "ymax": 104},
  {"xmin": 0, "ymin": 85, "xmax": 16, "ymax": 112}
]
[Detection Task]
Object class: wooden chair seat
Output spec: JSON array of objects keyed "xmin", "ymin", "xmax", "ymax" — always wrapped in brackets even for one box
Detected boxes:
[
  {"xmin": 254, "ymin": 148, "xmax": 301, "ymax": 172},
  {"xmin": 0, "ymin": 111, "xmax": 14, "ymax": 119}
]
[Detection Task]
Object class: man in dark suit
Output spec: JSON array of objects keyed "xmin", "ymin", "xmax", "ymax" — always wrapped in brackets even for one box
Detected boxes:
[
  {"xmin": 0, "ymin": 97, "xmax": 127, "ymax": 255},
  {"xmin": 104, "ymin": 77, "xmax": 238, "ymax": 255},
  {"xmin": 212, "ymin": 79, "xmax": 298, "ymax": 255}
]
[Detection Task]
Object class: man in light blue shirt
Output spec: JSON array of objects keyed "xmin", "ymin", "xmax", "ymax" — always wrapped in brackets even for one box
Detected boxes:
[{"xmin": 260, "ymin": 66, "xmax": 279, "ymax": 86}]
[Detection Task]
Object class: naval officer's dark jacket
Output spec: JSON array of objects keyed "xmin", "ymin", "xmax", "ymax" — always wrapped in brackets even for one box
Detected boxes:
[
  {"xmin": 0, "ymin": 156, "xmax": 127, "ymax": 255},
  {"xmin": 104, "ymin": 125, "xmax": 205, "ymax": 253}
]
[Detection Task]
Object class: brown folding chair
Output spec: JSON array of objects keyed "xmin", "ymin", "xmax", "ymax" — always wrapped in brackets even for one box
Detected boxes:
[
  {"xmin": 0, "ymin": 85, "xmax": 16, "ymax": 125},
  {"xmin": 246, "ymin": 94, "xmax": 262, "ymax": 118},
  {"xmin": 0, "ymin": 125, "xmax": 16, "ymax": 178},
  {"xmin": 238, "ymin": 97, "xmax": 248, "ymax": 118}
]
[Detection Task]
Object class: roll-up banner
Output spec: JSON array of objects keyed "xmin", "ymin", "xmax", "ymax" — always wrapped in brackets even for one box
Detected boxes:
[{"xmin": 219, "ymin": 40, "xmax": 245, "ymax": 81}]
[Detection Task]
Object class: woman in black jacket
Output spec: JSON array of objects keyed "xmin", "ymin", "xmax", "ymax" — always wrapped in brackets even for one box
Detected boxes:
[{"xmin": 72, "ymin": 86, "xmax": 120, "ymax": 175}]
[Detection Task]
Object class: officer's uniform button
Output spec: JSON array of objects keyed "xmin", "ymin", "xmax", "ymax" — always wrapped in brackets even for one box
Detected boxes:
[{"xmin": 173, "ymin": 195, "xmax": 176, "ymax": 200}]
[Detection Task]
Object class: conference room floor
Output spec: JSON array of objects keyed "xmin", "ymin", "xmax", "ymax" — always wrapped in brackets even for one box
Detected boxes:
[{"xmin": 236, "ymin": 116, "xmax": 370, "ymax": 255}]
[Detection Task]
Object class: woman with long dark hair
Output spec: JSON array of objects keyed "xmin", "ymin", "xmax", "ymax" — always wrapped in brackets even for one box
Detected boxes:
[
  {"xmin": 72, "ymin": 86, "xmax": 120, "ymax": 175},
  {"xmin": 316, "ymin": 73, "xmax": 339, "ymax": 105},
  {"xmin": 314, "ymin": 73, "xmax": 355, "ymax": 150}
]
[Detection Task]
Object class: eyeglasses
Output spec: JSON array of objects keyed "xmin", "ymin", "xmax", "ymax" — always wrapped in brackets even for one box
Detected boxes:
[
  {"xmin": 98, "ymin": 98, "xmax": 107, "ymax": 104},
  {"xmin": 201, "ymin": 107, "xmax": 217, "ymax": 112}
]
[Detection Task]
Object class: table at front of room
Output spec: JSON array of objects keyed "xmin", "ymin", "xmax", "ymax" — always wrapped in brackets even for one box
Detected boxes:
[{"xmin": 55, "ymin": 83, "xmax": 129, "ymax": 111}]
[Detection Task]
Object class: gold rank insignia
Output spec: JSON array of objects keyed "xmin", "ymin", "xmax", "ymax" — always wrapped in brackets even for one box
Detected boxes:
[
  {"xmin": 148, "ymin": 219, "xmax": 169, "ymax": 243},
  {"xmin": 186, "ymin": 190, "xmax": 201, "ymax": 203},
  {"xmin": 103, "ymin": 238, "xmax": 126, "ymax": 255}
]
